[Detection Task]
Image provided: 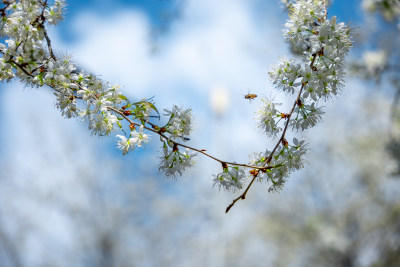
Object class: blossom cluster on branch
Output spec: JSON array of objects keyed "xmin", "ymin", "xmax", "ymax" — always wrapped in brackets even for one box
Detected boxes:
[{"xmin": 0, "ymin": 0, "xmax": 352, "ymax": 212}]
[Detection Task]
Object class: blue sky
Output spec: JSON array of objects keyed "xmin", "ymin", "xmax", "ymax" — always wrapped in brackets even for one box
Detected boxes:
[{"xmin": 56, "ymin": 0, "xmax": 185, "ymax": 43}]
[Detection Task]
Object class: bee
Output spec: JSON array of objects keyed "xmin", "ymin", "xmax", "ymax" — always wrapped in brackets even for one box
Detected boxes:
[{"xmin": 244, "ymin": 93, "xmax": 258, "ymax": 100}]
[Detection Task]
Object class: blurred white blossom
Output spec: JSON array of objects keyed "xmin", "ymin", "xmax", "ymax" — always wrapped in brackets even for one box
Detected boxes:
[
  {"xmin": 363, "ymin": 50, "xmax": 388, "ymax": 75},
  {"xmin": 212, "ymin": 166, "xmax": 246, "ymax": 192},
  {"xmin": 159, "ymin": 146, "xmax": 197, "ymax": 177}
]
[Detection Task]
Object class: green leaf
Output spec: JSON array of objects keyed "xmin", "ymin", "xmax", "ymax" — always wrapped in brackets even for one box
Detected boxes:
[
  {"xmin": 119, "ymin": 94, "xmax": 129, "ymax": 102},
  {"xmin": 148, "ymin": 102, "xmax": 160, "ymax": 117},
  {"xmin": 123, "ymin": 103, "xmax": 133, "ymax": 109},
  {"xmin": 117, "ymin": 121, "xmax": 122, "ymax": 129}
]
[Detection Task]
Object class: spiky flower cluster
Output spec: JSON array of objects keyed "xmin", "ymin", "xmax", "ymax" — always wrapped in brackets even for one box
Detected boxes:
[
  {"xmin": 116, "ymin": 125, "xmax": 150, "ymax": 155},
  {"xmin": 212, "ymin": 166, "xmax": 246, "ymax": 192},
  {"xmin": 273, "ymin": 3, "xmax": 352, "ymax": 101},
  {"xmin": 159, "ymin": 144, "xmax": 197, "ymax": 177},
  {"xmin": 249, "ymin": 138, "xmax": 307, "ymax": 192},
  {"xmin": 163, "ymin": 105, "xmax": 193, "ymax": 141},
  {"xmin": 256, "ymin": 98, "xmax": 282, "ymax": 137}
]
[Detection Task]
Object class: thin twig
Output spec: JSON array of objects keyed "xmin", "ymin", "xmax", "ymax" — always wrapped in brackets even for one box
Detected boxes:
[
  {"xmin": 322, "ymin": 0, "xmax": 328, "ymax": 19},
  {"xmin": 225, "ymin": 174, "xmax": 257, "ymax": 213},
  {"xmin": 5, "ymin": 48, "xmax": 272, "ymax": 172},
  {"xmin": 225, "ymin": 84, "xmax": 305, "ymax": 213},
  {"xmin": 10, "ymin": 59, "xmax": 33, "ymax": 77},
  {"xmin": 225, "ymin": 50, "xmax": 320, "ymax": 213},
  {"xmin": 107, "ymin": 106, "xmax": 275, "ymax": 171},
  {"xmin": 39, "ymin": 1, "xmax": 56, "ymax": 60},
  {"xmin": 43, "ymin": 30, "xmax": 56, "ymax": 60}
]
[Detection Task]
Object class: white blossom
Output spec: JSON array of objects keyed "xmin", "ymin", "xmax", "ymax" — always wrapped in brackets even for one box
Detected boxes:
[
  {"xmin": 269, "ymin": 57, "xmax": 302, "ymax": 94},
  {"xmin": 44, "ymin": 58, "xmax": 76, "ymax": 85},
  {"xmin": 164, "ymin": 105, "xmax": 193, "ymax": 141},
  {"xmin": 159, "ymin": 146, "xmax": 197, "ymax": 177},
  {"xmin": 77, "ymin": 87, "xmax": 95, "ymax": 101},
  {"xmin": 92, "ymin": 97, "xmax": 112, "ymax": 113},
  {"xmin": 131, "ymin": 125, "xmax": 151, "ymax": 148},
  {"xmin": 116, "ymin": 135, "xmax": 135, "ymax": 155},
  {"xmin": 134, "ymin": 101, "xmax": 154, "ymax": 121},
  {"xmin": 78, "ymin": 107, "xmax": 93, "ymax": 122},
  {"xmin": 284, "ymin": 138, "xmax": 308, "ymax": 170},
  {"xmin": 116, "ymin": 126, "xmax": 150, "ymax": 154},
  {"xmin": 90, "ymin": 112, "xmax": 117, "ymax": 136},
  {"xmin": 249, "ymin": 138, "xmax": 308, "ymax": 192},
  {"xmin": 290, "ymin": 102, "xmax": 324, "ymax": 130},
  {"xmin": 256, "ymin": 98, "xmax": 282, "ymax": 138},
  {"xmin": 278, "ymin": 0, "xmax": 352, "ymax": 101},
  {"xmin": 0, "ymin": 58, "xmax": 15, "ymax": 81},
  {"xmin": 212, "ymin": 166, "xmax": 246, "ymax": 192},
  {"xmin": 55, "ymin": 91, "xmax": 78, "ymax": 118},
  {"xmin": 283, "ymin": 0, "xmax": 325, "ymax": 52},
  {"xmin": 44, "ymin": 0, "xmax": 66, "ymax": 25},
  {"xmin": 362, "ymin": 50, "xmax": 388, "ymax": 77}
]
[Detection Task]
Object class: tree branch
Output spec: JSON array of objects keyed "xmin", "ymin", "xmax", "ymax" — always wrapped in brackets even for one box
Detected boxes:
[{"xmin": 225, "ymin": 50, "xmax": 320, "ymax": 213}]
